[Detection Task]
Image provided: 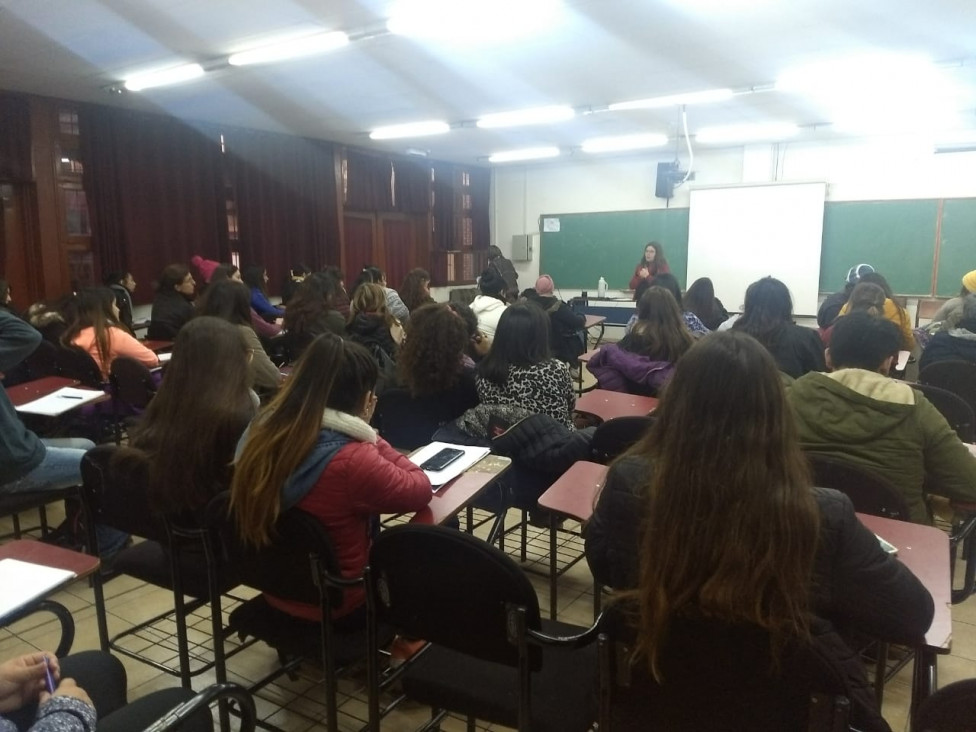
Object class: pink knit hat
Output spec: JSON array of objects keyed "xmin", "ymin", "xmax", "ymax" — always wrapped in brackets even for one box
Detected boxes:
[
  {"xmin": 190, "ymin": 255, "xmax": 220, "ymax": 284},
  {"xmin": 535, "ymin": 274, "xmax": 554, "ymax": 295}
]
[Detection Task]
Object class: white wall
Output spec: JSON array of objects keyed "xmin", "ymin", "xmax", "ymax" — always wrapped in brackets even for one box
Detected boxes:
[{"xmin": 491, "ymin": 139, "xmax": 976, "ymax": 290}]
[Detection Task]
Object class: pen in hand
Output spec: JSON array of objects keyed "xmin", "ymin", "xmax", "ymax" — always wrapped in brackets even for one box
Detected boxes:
[{"xmin": 43, "ymin": 656, "xmax": 56, "ymax": 693}]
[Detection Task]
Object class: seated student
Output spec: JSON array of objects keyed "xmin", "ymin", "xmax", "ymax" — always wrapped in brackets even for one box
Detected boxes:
[
  {"xmin": 102, "ymin": 271, "xmax": 136, "ymax": 334},
  {"xmin": 149, "ymin": 264, "xmax": 196, "ymax": 340},
  {"xmin": 487, "ymin": 245, "xmax": 520, "ymax": 302},
  {"xmin": 398, "ymin": 268, "xmax": 436, "ymax": 314},
  {"xmin": 280, "ymin": 263, "xmax": 311, "ymax": 307},
  {"xmin": 585, "ymin": 330, "xmax": 933, "ymax": 732},
  {"xmin": 589, "ymin": 287, "xmax": 693, "ymax": 396},
  {"xmin": 352, "ymin": 265, "xmax": 410, "ymax": 323},
  {"xmin": 242, "ymin": 264, "xmax": 284, "ymax": 323},
  {"xmin": 282, "ymin": 272, "xmax": 346, "ymax": 359},
  {"xmin": 209, "ymin": 263, "xmax": 282, "ymax": 339},
  {"xmin": 787, "ymin": 312, "xmax": 976, "ymax": 524},
  {"xmin": 116, "ymin": 316, "xmax": 258, "ymax": 518},
  {"xmin": 63, "ymin": 288, "xmax": 159, "ymax": 379},
  {"xmin": 347, "ymin": 282, "xmax": 402, "ymax": 359},
  {"xmin": 732, "ymin": 276, "xmax": 825, "ymax": 378},
  {"xmin": 523, "ymin": 274, "xmax": 586, "ymax": 363},
  {"xmin": 682, "ymin": 276, "xmax": 729, "ymax": 331},
  {"xmin": 0, "ymin": 310, "xmax": 127, "ymax": 557},
  {"xmin": 628, "ymin": 241, "xmax": 670, "ymax": 290},
  {"xmin": 920, "ymin": 293, "xmax": 976, "ymax": 370},
  {"xmin": 0, "ymin": 278, "xmax": 12, "ymax": 313},
  {"xmin": 230, "ymin": 335, "xmax": 432, "ymax": 625},
  {"xmin": 476, "ymin": 303, "xmax": 576, "ymax": 430},
  {"xmin": 839, "ymin": 271, "xmax": 914, "ymax": 351},
  {"xmin": 821, "ymin": 281, "xmax": 886, "ymax": 345},
  {"xmin": 447, "ymin": 301, "xmax": 491, "ymax": 365},
  {"xmin": 817, "ymin": 263, "xmax": 874, "ymax": 328},
  {"xmin": 189, "ymin": 254, "xmax": 220, "ymax": 287},
  {"xmin": 470, "ymin": 268, "xmax": 509, "ymax": 339},
  {"xmin": 0, "ymin": 650, "xmax": 211, "ymax": 732},
  {"xmin": 930, "ymin": 269, "xmax": 976, "ymax": 332},
  {"xmin": 196, "ymin": 280, "xmax": 281, "ymax": 394},
  {"xmin": 322, "ymin": 265, "xmax": 351, "ymax": 318},
  {"xmin": 626, "ymin": 274, "xmax": 708, "ymax": 337}
]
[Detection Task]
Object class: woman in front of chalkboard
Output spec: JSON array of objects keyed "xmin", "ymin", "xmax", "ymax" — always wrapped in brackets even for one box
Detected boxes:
[
  {"xmin": 732, "ymin": 277, "xmax": 826, "ymax": 378},
  {"xmin": 628, "ymin": 242, "xmax": 670, "ymax": 290}
]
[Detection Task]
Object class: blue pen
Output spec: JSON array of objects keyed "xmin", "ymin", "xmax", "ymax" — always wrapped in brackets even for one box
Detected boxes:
[{"xmin": 43, "ymin": 657, "xmax": 56, "ymax": 693}]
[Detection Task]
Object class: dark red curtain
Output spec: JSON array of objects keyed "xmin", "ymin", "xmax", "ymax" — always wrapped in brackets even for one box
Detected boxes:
[
  {"xmin": 469, "ymin": 166, "xmax": 491, "ymax": 251},
  {"xmin": 78, "ymin": 105, "xmax": 226, "ymax": 304},
  {"xmin": 343, "ymin": 215, "xmax": 375, "ymax": 278},
  {"xmin": 393, "ymin": 159, "xmax": 431, "ymax": 214},
  {"xmin": 223, "ymin": 128, "xmax": 339, "ymax": 294},
  {"xmin": 0, "ymin": 94, "xmax": 32, "ymax": 182},
  {"xmin": 383, "ymin": 218, "xmax": 414, "ymax": 289},
  {"xmin": 346, "ymin": 150, "xmax": 394, "ymax": 212},
  {"xmin": 431, "ymin": 162, "xmax": 457, "ymax": 252}
]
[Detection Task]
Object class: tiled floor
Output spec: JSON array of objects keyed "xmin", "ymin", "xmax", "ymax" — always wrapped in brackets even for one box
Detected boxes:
[{"xmin": 3, "ymin": 501, "xmax": 975, "ymax": 731}]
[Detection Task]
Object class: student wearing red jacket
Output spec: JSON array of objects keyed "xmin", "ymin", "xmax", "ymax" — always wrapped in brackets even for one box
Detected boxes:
[{"xmin": 231, "ymin": 333, "xmax": 431, "ymax": 625}]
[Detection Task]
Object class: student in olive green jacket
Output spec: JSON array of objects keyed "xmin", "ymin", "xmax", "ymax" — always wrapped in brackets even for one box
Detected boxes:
[{"xmin": 786, "ymin": 312, "xmax": 976, "ymax": 524}]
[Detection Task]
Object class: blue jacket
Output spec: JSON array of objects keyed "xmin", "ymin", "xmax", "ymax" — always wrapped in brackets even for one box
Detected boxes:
[{"xmin": 250, "ymin": 288, "xmax": 285, "ymax": 321}]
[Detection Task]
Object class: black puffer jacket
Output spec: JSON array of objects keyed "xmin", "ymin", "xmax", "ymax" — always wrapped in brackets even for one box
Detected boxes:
[{"xmin": 585, "ymin": 456, "xmax": 934, "ymax": 732}]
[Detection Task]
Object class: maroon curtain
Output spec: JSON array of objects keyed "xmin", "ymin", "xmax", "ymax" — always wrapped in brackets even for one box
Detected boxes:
[
  {"xmin": 78, "ymin": 105, "xmax": 226, "ymax": 304},
  {"xmin": 223, "ymin": 128, "xmax": 339, "ymax": 293},
  {"xmin": 0, "ymin": 94, "xmax": 32, "ymax": 182},
  {"xmin": 393, "ymin": 159, "xmax": 431, "ymax": 214},
  {"xmin": 383, "ymin": 218, "xmax": 414, "ymax": 289},
  {"xmin": 343, "ymin": 215, "xmax": 375, "ymax": 278},
  {"xmin": 469, "ymin": 166, "xmax": 491, "ymax": 251},
  {"xmin": 431, "ymin": 162, "xmax": 457, "ymax": 252},
  {"xmin": 345, "ymin": 150, "xmax": 394, "ymax": 212}
]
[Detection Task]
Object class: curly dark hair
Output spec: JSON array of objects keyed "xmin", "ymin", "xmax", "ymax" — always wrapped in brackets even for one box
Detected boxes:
[{"xmin": 397, "ymin": 303, "xmax": 469, "ymax": 397}]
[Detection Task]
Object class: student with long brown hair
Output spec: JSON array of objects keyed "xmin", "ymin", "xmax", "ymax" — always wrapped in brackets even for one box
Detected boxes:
[
  {"xmin": 397, "ymin": 268, "xmax": 435, "ymax": 314},
  {"xmin": 231, "ymin": 334, "xmax": 431, "ymax": 625},
  {"xmin": 682, "ymin": 276, "xmax": 729, "ymax": 331},
  {"xmin": 282, "ymin": 272, "xmax": 346, "ymax": 359},
  {"xmin": 117, "ymin": 316, "xmax": 257, "ymax": 515},
  {"xmin": 585, "ymin": 331, "xmax": 933, "ymax": 732},
  {"xmin": 63, "ymin": 287, "xmax": 159, "ymax": 378}
]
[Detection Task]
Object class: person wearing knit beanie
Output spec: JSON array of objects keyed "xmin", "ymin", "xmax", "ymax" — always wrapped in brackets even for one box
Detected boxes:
[
  {"xmin": 190, "ymin": 255, "xmax": 220, "ymax": 284},
  {"xmin": 929, "ymin": 268, "xmax": 976, "ymax": 332},
  {"xmin": 535, "ymin": 274, "xmax": 555, "ymax": 296},
  {"xmin": 963, "ymin": 269, "xmax": 976, "ymax": 295}
]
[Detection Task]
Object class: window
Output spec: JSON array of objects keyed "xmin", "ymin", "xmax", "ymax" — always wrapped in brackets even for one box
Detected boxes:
[
  {"xmin": 58, "ymin": 110, "xmax": 80, "ymax": 136},
  {"xmin": 61, "ymin": 185, "xmax": 91, "ymax": 237}
]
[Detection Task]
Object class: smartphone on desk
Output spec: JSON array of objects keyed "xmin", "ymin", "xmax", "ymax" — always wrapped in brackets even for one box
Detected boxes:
[{"xmin": 420, "ymin": 447, "xmax": 465, "ymax": 472}]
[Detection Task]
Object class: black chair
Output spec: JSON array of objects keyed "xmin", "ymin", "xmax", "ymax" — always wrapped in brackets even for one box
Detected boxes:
[
  {"xmin": 596, "ymin": 604, "xmax": 851, "ymax": 732},
  {"xmin": 806, "ymin": 453, "xmax": 912, "ymax": 521},
  {"xmin": 80, "ymin": 446, "xmax": 246, "ymax": 688},
  {"xmin": 205, "ymin": 491, "xmax": 383, "ymax": 732},
  {"xmin": 0, "ymin": 486, "xmax": 77, "ymax": 541},
  {"xmin": 920, "ymin": 360, "xmax": 976, "ymax": 416},
  {"xmin": 109, "ymin": 356, "xmax": 158, "ymax": 444},
  {"xmin": 1, "ymin": 599, "xmax": 76, "ymax": 658},
  {"xmin": 366, "ymin": 524, "xmax": 601, "ymax": 732},
  {"xmin": 912, "ymin": 382, "xmax": 976, "ymax": 443},
  {"xmin": 55, "ymin": 345, "xmax": 105, "ymax": 389},
  {"xmin": 144, "ymin": 682, "xmax": 257, "ymax": 732},
  {"xmin": 590, "ymin": 416, "xmax": 654, "ymax": 464},
  {"xmin": 912, "ymin": 678, "xmax": 976, "ymax": 732},
  {"xmin": 23, "ymin": 339, "xmax": 61, "ymax": 380}
]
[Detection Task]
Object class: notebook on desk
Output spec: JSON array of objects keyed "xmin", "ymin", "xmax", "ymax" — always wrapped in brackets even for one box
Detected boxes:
[
  {"xmin": 14, "ymin": 387, "xmax": 105, "ymax": 416},
  {"xmin": 0, "ymin": 559, "xmax": 77, "ymax": 621}
]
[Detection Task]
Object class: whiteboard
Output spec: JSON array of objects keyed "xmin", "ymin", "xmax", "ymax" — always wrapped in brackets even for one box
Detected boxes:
[{"xmin": 686, "ymin": 182, "xmax": 827, "ymax": 316}]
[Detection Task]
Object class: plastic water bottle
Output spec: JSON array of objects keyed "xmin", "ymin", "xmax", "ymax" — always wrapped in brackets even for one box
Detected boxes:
[{"xmin": 597, "ymin": 276, "xmax": 608, "ymax": 298}]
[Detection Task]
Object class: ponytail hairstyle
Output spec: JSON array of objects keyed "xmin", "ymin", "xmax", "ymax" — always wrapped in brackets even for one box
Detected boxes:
[
  {"xmin": 844, "ymin": 282, "xmax": 886, "ymax": 317},
  {"xmin": 61, "ymin": 287, "xmax": 120, "ymax": 365},
  {"xmin": 230, "ymin": 334, "xmax": 378, "ymax": 546}
]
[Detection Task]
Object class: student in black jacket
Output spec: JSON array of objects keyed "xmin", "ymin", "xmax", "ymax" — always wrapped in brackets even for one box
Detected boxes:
[
  {"xmin": 523, "ymin": 274, "xmax": 586, "ymax": 363},
  {"xmin": 148, "ymin": 263, "xmax": 196, "ymax": 340}
]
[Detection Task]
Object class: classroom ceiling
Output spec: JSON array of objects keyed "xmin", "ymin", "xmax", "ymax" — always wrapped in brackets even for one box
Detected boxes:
[{"xmin": 1, "ymin": 0, "xmax": 975, "ymax": 165}]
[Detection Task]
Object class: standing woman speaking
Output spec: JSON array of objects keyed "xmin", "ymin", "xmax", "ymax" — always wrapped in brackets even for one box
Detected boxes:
[{"xmin": 628, "ymin": 242, "xmax": 670, "ymax": 290}]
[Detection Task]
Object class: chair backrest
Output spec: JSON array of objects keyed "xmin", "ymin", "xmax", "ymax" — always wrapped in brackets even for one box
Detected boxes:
[
  {"xmin": 55, "ymin": 345, "xmax": 104, "ymax": 388},
  {"xmin": 110, "ymin": 356, "xmax": 157, "ymax": 410},
  {"xmin": 24, "ymin": 339, "xmax": 60, "ymax": 380},
  {"xmin": 919, "ymin": 360, "xmax": 976, "ymax": 415},
  {"xmin": 911, "ymin": 382, "xmax": 976, "ymax": 443},
  {"xmin": 913, "ymin": 677, "xmax": 976, "ymax": 732},
  {"xmin": 590, "ymin": 416, "xmax": 654, "ymax": 464},
  {"xmin": 80, "ymin": 445, "xmax": 168, "ymax": 541},
  {"xmin": 369, "ymin": 524, "xmax": 543, "ymax": 669},
  {"xmin": 147, "ymin": 321, "xmax": 178, "ymax": 341},
  {"xmin": 806, "ymin": 453, "xmax": 911, "ymax": 521},
  {"xmin": 599, "ymin": 605, "xmax": 850, "ymax": 732},
  {"xmin": 373, "ymin": 387, "xmax": 457, "ymax": 451},
  {"xmin": 204, "ymin": 491, "xmax": 344, "ymax": 609}
]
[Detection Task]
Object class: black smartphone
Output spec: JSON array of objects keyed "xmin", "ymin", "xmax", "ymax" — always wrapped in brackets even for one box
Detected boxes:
[{"xmin": 420, "ymin": 447, "xmax": 465, "ymax": 472}]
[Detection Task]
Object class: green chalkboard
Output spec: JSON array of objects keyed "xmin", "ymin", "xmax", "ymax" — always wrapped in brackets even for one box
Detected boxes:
[
  {"xmin": 540, "ymin": 198, "xmax": 976, "ymax": 297},
  {"xmin": 539, "ymin": 209, "xmax": 689, "ymax": 291},
  {"xmin": 937, "ymin": 198, "xmax": 976, "ymax": 297}
]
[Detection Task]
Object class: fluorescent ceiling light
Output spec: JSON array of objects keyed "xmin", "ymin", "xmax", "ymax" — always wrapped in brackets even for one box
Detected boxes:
[
  {"xmin": 666, "ymin": 0, "xmax": 773, "ymax": 9},
  {"xmin": 477, "ymin": 105, "xmax": 575, "ymax": 129},
  {"xmin": 387, "ymin": 0, "xmax": 563, "ymax": 42},
  {"xmin": 608, "ymin": 88, "xmax": 734, "ymax": 111},
  {"xmin": 581, "ymin": 133, "xmax": 669, "ymax": 153},
  {"xmin": 124, "ymin": 63, "xmax": 205, "ymax": 92},
  {"xmin": 488, "ymin": 147, "xmax": 561, "ymax": 163},
  {"xmin": 696, "ymin": 122, "xmax": 799, "ymax": 144},
  {"xmin": 227, "ymin": 31, "xmax": 349, "ymax": 66},
  {"xmin": 369, "ymin": 120, "xmax": 451, "ymax": 140}
]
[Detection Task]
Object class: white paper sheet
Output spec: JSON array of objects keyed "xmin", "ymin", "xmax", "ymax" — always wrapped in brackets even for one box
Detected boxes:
[
  {"xmin": 896, "ymin": 350, "xmax": 910, "ymax": 371},
  {"xmin": 409, "ymin": 442, "xmax": 491, "ymax": 489},
  {"xmin": 0, "ymin": 559, "xmax": 77, "ymax": 621},
  {"xmin": 15, "ymin": 387, "xmax": 105, "ymax": 416},
  {"xmin": 157, "ymin": 352, "xmax": 173, "ymax": 363}
]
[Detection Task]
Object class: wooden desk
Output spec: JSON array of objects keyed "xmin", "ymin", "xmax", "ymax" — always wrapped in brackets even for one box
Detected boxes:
[
  {"xmin": 0, "ymin": 539, "xmax": 100, "ymax": 622},
  {"xmin": 5, "ymin": 376, "xmax": 80, "ymax": 407},
  {"xmin": 409, "ymin": 454, "xmax": 511, "ymax": 526},
  {"xmin": 537, "ymin": 461, "xmax": 608, "ymax": 620},
  {"xmin": 575, "ymin": 389, "xmax": 658, "ymax": 423},
  {"xmin": 583, "ymin": 314, "xmax": 607, "ymax": 348},
  {"xmin": 141, "ymin": 339, "xmax": 174, "ymax": 352},
  {"xmin": 856, "ymin": 514, "xmax": 950, "ymax": 717}
]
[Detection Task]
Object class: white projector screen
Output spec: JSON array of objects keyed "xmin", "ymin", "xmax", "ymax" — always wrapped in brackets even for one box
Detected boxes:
[{"xmin": 686, "ymin": 182, "xmax": 827, "ymax": 316}]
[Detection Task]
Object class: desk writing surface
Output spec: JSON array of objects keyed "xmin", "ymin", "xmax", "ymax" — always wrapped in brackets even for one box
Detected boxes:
[
  {"xmin": 5, "ymin": 377, "xmax": 80, "ymax": 407},
  {"xmin": 409, "ymin": 454, "xmax": 511, "ymax": 526},
  {"xmin": 538, "ymin": 461, "xmax": 608, "ymax": 522},
  {"xmin": 575, "ymin": 389, "xmax": 658, "ymax": 422}
]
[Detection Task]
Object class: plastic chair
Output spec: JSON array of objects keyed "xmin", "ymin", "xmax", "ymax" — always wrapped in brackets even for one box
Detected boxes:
[
  {"xmin": 912, "ymin": 382, "xmax": 976, "ymax": 443},
  {"xmin": 144, "ymin": 682, "xmax": 257, "ymax": 732},
  {"xmin": 590, "ymin": 416, "xmax": 654, "ymax": 464},
  {"xmin": 596, "ymin": 604, "xmax": 851, "ymax": 732},
  {"xmin": 109, "ymin": 356, "xmax": 157, "ymax": 444},
  {"xmin": 365, "ymin": 524, "xmax": 601, "ymax": 732},
  {"xmin": 920, "ymin": 360, "xmax": 976, "ymax": 416},
  {"xmin": 23, "ymin": 339, "xmax": 60, "ymax": 380},
  {"xmin": 54, "ymin": 345, "xmax": 105, "ymax": 389},
  {"xmin": 912, "ymin": 678, "xmax": 976, "ymax": 732},
  {"xmin": 0, "ymin": 486, "xmax": 77, "ymax": 541},
  {"xmin": 806, "ymin": 453, "xmax": 912, "ymax": 521}
]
